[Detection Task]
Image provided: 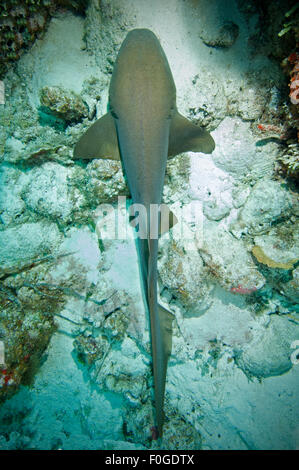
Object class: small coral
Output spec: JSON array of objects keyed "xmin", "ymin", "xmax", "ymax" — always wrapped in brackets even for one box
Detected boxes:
[
  {"xmin": 277, "ymin": 141, "xmax": 299, "ymax": 180},
  {"xmin": 257, "ymin": 123, "xmax": 289, "ymax": 140},
  {"xmin": 279, "ymin": 4, "xmax": 299, "ymax": 142},
  {"xmin": 290, "ymin": 80, "xmax": 299, "ymax": 104},
  {"xmin": 278, "ymin": 3, "xmax": 299, "ymax": 39},
  {"xmin": 288, "ymin": 52, "xmax": 299, "ymax": 105},
  {"xmin": 230, "ymin": 285, "xmax": 258, "ymax": 295}
]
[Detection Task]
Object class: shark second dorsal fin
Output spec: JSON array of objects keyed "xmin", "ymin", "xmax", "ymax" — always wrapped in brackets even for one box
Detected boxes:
[
  {"xmin": 73, "ymin": 112, "xmax": 120, "ymax": 160},
  {"xmin": 168, "ymin": 110, "xmax": 215, "ymax": 157}
]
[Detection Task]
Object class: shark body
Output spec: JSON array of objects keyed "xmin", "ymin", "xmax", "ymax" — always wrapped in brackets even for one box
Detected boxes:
[{"xmin": 74, "ymin": 29, "xmax": 215, "ymax": 437}]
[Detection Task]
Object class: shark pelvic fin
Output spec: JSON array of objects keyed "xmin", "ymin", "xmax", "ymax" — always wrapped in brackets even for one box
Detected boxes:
[
  {"xmin": 73, "ymin": 112, "xmax": 120, "ymax": 160},
  {"xmin": 168, "ymin": 110, "xmax": 215, "ymax": 156}
]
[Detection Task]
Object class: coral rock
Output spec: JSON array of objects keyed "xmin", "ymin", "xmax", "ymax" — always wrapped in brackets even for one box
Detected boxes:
[
  {"xmin": 235, "ymin": 315, "xmax": 299, "ymax": 379},
  {"xmin": 200, "ymin": 221, "xmax": 265, "ymax": 292},
  {"xmin": 200, "ymin": 21, "xmax": 239, "ymax": 48},
  {"xmin": 230, "ymin": 180, "xmax": 293, "ymax": 237},
  {"xmin": 40, "ymin": 86, "xmax": 89, "ymax": 123}
]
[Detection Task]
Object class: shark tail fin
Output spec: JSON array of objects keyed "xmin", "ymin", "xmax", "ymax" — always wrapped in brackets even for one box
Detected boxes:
[
  {"xmin": 73, "ymin": 112, "xmax": 120, "ymax": 160},
  {"xmin": 153, "ymin": 301, "xmax": 175, "ymax": 438},
  {"xmin": 168, "ymin": 110, "xmax": 215, "ymax": 156}
]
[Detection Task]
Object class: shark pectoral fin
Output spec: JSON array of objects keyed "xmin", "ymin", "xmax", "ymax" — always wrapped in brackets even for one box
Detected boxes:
[
  {"xmin": 73, "ymin": 112, "xmax": 120, "ymax": 160},
  {"xmin": 168, "ymin": 110, "xmax": 215, "ymax": 156},
  {"xmin": 159, "ymin": 204, "xmax": 178, "ymax": 236}
]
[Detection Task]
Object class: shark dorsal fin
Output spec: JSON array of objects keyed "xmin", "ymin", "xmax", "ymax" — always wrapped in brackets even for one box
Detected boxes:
[
  {"xmin": 73, "ymin": 112, "xmax": 120, "ymax": 161},
  {"xmin": 168, "ymin": 110, "xmax": 215, "ymax": 157}
]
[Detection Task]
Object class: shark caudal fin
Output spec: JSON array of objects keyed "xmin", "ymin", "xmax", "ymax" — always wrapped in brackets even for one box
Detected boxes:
[
  {"xmin": 73, "ymin": 112, "xmax": 120, "ymax": 161},
  {"xmin": 168, "ymin": 110, "xmax": 215, "ymax": 156},
  {"xmin": 152, "ymin": 302, "xmax": 174, "ymax": 438},
  {"xmin": 147, "ymin": 235, "xmax": 174, "ymax": 438}
]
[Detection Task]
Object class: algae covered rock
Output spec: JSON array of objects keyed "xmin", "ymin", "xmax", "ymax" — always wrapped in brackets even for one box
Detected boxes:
[
  {"xmin": 235, "ymin": 315, "xmax": 299, "ymax": 379},
  {"xmin": 189, "ymin": 157, "xmax": 234, "ymax": 222},
  {"xmin": 181, "ymin": 71, "xmax": 226, "ymax": 131},
  {"xmin": 0, "ymin": 304, "xmax": 56, "ymax": 402},
  {"xmin": 163, "ymin": 154, "xmax": 191, "ymax": 204},
  {"xmin": 230, "ymin": 180, "xmax": 293, "ymax": 237},
  {"xmin": 40, "ymin": 85, "xmax": 89, "ymax": 124},
  {"xmin": 159, "ymin": 239, "xmax": 214, "ymax": 314},
  {"xmin": 21, "ymin": 162, "xmax": 74, "ymax": 223},
  {"xmin": 203, "ymin": 193, "xmax": 232, "ymax": 221},
  {"xmin": 200, "ymin": 21, "xmax": 239, "ymax": 48},
  {"xmin": 200, "ymin": 221, "xmax": 265, "ymax": 293},
  {"xmin": 95, "ymin": 337, "xmax": 148, "ymax": 398},
  {"xmin": 227, "ymin": 77, "xmax": 268, "ymax": 122},
  {"xmin": 85, "ymin": 158, "xmax": 129, "ymax": 204},
  {"xmin": 0, "ymin": 166, "xmax": 27, "ymax": 227},
  {"xmin": 0, "ymin": 259, "xmax": 68, "ymax": 402},
  {"xmin": 0, "ymin": 221, "xmax": 63, "ymax": 274},
  {"xmin": 281, "ymin": 267, "xmax": 299, "ymax": 304},
  {"xmin": 212, "ymin": 118, "xmax": 280, "ymax": 181}
]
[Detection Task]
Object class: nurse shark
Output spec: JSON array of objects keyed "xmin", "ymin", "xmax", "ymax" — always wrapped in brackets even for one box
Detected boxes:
[{"xmin": 74, "ymin": 29, "xmax": 215, "ymax": 437}]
